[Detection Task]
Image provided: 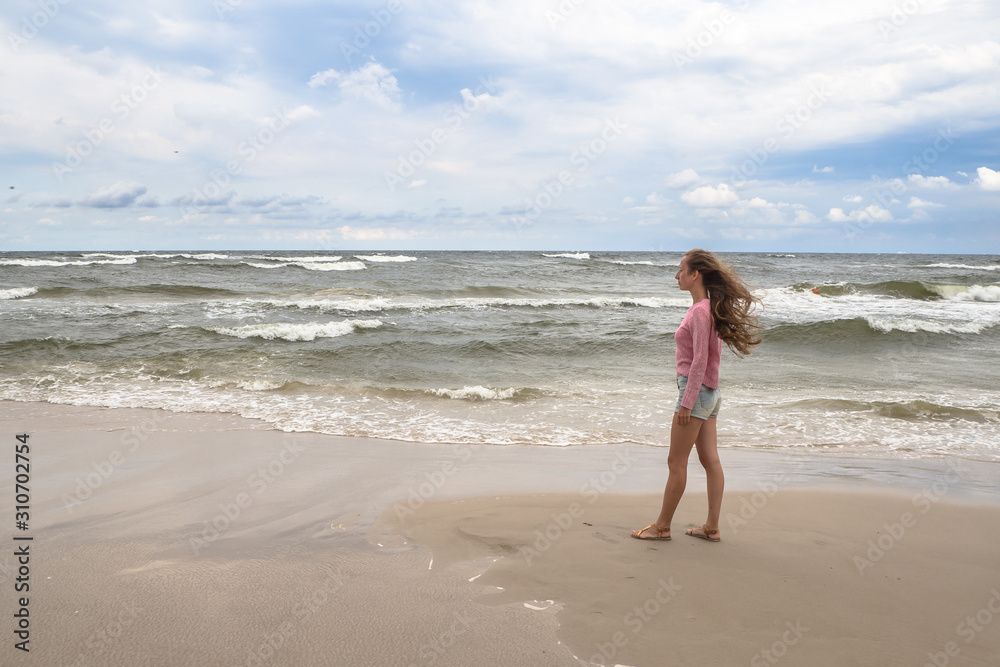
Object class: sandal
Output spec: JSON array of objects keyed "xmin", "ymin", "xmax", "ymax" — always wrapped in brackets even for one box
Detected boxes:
[
  {"xmin": 685, "ymin": 524, "xmax": 720, "ymax": 542},
  {"xmin": 631, "ymin": 523, "xmax": 671, "ymax": 540}
]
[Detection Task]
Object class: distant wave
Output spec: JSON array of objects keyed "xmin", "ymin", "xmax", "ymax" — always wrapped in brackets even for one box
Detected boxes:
[
  {"xmin": 354, "ymin": 254, "xmax": 417, "ymax": 262},
  {"xmin": 266, "ymin": 294, "xmax": 685, "ymax": 313},
  {"xmin": 0, "ymin": 287, "xmax": 38, "ymax": 299},
  {"xmin": 543, "ymin": 252, "xmax": 590, "ymax": 259},
  {"xmin": 244, "ymin": 255, "xmax": 342, "ymax": 263},
  {"xmin": 7, "ymin": 284, "xmax": 244, "ymax": 302},
  {"xmin": 203, "ymin": 319, "xmax": 383, "ymax": 341},
  {"xmin": 767, "ymin": 253, "xmax": 796, "ymax": 258},
  {"xmin": 79, "ymin": 252, "xmax": 229, "ymax": 261},
  {"xmin": 606, "ymin": 259, "xmax": 656, "ymax": 266},
  {"xmin": 0, "ymin": 257, "xmax": 138, "ymax": 267},
  {"xmin": 242, "ymin": 260, "xmax": 366, "ymax": 271},
  {"xmin": 922, "ymin": 263, "xmax": 1000, "ymax": 271}
]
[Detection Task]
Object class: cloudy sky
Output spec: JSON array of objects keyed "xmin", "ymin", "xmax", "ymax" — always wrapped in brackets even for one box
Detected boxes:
[{"xmin": 2, "ymin": 0, "xmax": 999, "ymax": 252}]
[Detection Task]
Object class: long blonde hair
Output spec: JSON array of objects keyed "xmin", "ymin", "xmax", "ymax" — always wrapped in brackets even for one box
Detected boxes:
[{"xmin": 684, "ymin": 249, "xmax": 762, "ymax": 356}]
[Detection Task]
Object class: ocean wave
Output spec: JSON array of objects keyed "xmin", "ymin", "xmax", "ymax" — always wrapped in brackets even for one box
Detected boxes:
[
  {"xmin": 235, "ymin": 379, "xmax": 290, "ymax": 391},
  {"xmin": 951, "ymin": 285, "xmax": 1000, "ymax": 302},
  {"xmin": 266, "ymin": 294, "xmax": 685, "ymax": 313},
  {"xmin": 543, "ymin": 252, "xmax": 590, "ymax": 259},
  {"xmin": 179, "ymin": 253, "xmax": 229, "ymax": 260},
  {"xmin": 204, "ymin": 319, "xmax": 383, "ymax": 341},
  {"xmin": 792, "ymin": 280, "xmax": 943, "ymax": 300},
  {"xmin": 785, "ymin": 397, "xmax": 997, "ymax": 423},
  {"xmin": 430, "ymin": 385, "xmax": 520, "ymax": 400},
  {"xmin": 0, "ymin": 257, "xmax": 138, "ymax": 267},
  {"xmin": 0, "ymin": 287, "xmax": 38, "ymax": 299},
  {"xmin": 242, "ymin": 260, "xmax": 366, "ymax": 271},
  {"xmin": 865, "ymin": 317, "xmax": 992, "ymax": 334},
  {"xmin": 764, "ymin": 316, "xmax": 995, "ymax": 342},
  {"xmin": 922, "ymin": 263, "xmax": 1000, "ymax": 271},
  {"xmin": 354, "ymin": 254, "xmax": 418, "ymax": 262},
  {"xmin": 767, "ymin": 253, "xmax": 797, "ymax": 257},
  {"xmin": 244, "ymin": 255, "xmax": 342, "ymax": 263}
]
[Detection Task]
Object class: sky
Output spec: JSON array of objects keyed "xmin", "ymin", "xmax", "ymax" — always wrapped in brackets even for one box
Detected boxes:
[{"xmin": 1, "ymin": 0, "xmax": 999, "ymax": 253}]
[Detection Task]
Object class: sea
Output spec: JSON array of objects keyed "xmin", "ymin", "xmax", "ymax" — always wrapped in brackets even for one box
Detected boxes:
[{"xmin": 1, "ymin": 251, "xmax": 998, "ymax": 461}]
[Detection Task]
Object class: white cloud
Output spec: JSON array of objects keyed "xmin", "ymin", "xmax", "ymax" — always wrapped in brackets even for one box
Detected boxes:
[
  {"xmin": 670, "ymin": 227, "xmax": 708, "ymax": 239},
  {"xmin": 794, "ymin": 209, "xmax": 819, "ymax": 224},
  {"xmin": 460, "ymin": 87, "xmax": 501, "ymax": 112},
  {"xmin": 812, "ymin": 165, "xmax": 834, "ymax": 173},
  {"xmin": 680, "ymin": 184, "xmax": 738, "ymax": 208},
  {"xmin": 976, "ymin": 166, "xmax": 1000, "ymax": 191},
  {"xmin": 37, "ymin": 217, "xmax": 62, "ymax": 226},
  {"xmin": 908, "ymin": 197, "xmax": 943, "ymax": 209},
  {"xmin": 907, "ymin": 175, "xmax": 955, "ymax": 189},
  {"xmin": 339, "ymin": 62, "xmax": 401, "ymax": 109},
  {"xmin": 843, "ymin": 195, "xmax": 863, "ymax": 203},
  {"xmin": 664, "ymin": 169, "xmax": 699, "ymax": 189},
  {"xmin": 308, "ymin": 69, "xmax": 341, "ymax": 88},
  {"xmin": 83, "ymin": 182, "xmax": 148, "ymax": 208},
  {"xmin": 337, "ymin": 225, "xmax": 419, "ymax": 240},
  {"xmin": 827, "ymin": 205, "xmax": 893, "ymax": 223},
  {"xmin": 309, "ymin": 62, "xmax": 401, "ymax": 109}
]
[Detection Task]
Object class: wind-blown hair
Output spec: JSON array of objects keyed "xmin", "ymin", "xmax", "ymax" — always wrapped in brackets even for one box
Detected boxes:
[{"xmin": 684, "ymin": 249, "xmax": 762, "ymax": 356}]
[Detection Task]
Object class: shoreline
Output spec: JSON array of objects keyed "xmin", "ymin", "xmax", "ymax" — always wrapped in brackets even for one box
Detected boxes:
[
  {"xmin": 3, "ymin": 398, "xmax": 998, "ymax": 500},
  {"xmin": 2, "ymin": 399, "xmax": 999, "ymax": 665}
]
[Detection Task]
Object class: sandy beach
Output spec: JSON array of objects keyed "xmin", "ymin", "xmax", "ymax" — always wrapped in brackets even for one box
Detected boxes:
[{"xmin": 2, "ymin": 399, "xmax": 999, "ymax": 666}]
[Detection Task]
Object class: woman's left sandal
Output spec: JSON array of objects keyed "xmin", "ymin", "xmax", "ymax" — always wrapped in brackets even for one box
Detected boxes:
[
  {"xmin": 685, "ymin": 525, "xmax": 721, "ymax": 542},
  {"xmin": 631, "ymin": 524, "xmax": 671, "ymax": 540}
]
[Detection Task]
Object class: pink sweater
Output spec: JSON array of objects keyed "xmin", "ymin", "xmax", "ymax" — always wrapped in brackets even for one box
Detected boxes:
[{"xmin": 675, "ymin": 299, "xmax": 722, "ymax": 410}]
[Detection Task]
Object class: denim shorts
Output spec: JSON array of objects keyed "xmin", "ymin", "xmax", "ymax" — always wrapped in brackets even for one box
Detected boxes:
[{"xmin": 675, "ymin": 375, "xmax": 722, "ymax": 420}]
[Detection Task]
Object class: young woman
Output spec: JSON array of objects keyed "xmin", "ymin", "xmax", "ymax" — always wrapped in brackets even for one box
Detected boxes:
[{"xmin": 632, "ymin": 249, "xmax": 761, "ymax": 542}]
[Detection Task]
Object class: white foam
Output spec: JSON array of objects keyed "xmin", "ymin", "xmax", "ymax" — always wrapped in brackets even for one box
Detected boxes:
[
  {"xmin": 301, "ymin": 261, "xmax": 365, "ymax": 271},
  {"xmin": 244, "ymin": 255, "xmax": 342, "ymax": 262},
  {"xmin": 431, "ymin": 386, "xmax": 518, "ymax": 400},
  {"xmin": 243, "ymin": 261, "xmax": 366, "ymax": 271},
  {"xmin": 236, "ymin": 379, "xmax": 287, "ymax": 391},
  {"xmin": 0, "ymin": 287, "xmax": 38, "ymax": 299},
  {"xmin": 865, "ymin": 317, "xmax": 991, "ymax": 335},
  {"xmin": 266, "ymin": 294, "xmax": 685, "ymax": 313},
  {"xmin": 0, "ymin": 257, "xmax": 137, "ymax": 267},
  {"xmin": 354, "ymin": 254, "xmax": 418, "ymax": 262},
  {"xmin": 204, "ymin": 319, "xmax": 382, "ymax": 341},
  {"xmin": 543, "ymin": 252, "xmax": 590, "ymax": 259},
  {"xmin": 923, "ymin": 263, "xmax": 1000, "ymax": 271},
  {"xmin": 951, "ymin": 285, "xmax": 1000, "ymax": 302},
  {"xmin": 761, "ymin": 286, "xmax": 1000, "ymax": 334}
]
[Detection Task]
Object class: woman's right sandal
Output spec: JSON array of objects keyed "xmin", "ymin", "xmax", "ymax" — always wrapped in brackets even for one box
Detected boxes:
[{"xmin": 685, "ymin": 524, "xmax": 721, "ymax": 542}]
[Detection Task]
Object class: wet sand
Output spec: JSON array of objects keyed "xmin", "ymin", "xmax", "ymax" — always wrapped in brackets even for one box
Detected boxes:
[{"xmin": 1, "ymin": 400, "xmax": 998, "ymax": 666}]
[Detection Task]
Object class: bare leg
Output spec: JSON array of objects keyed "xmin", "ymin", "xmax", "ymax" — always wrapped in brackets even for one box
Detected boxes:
[
  {"xmin": 642, "ymin": 413, "xmax": 704, "ymax": 536},
  {"xmin": 695, "ymin": 417, "xmax": 723, "ymax": 531}
]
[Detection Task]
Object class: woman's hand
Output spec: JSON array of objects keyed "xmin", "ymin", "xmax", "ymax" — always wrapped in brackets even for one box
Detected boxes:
[{"xmin": 676, "ymin": 406, "xmax": 692, "ymax": 425}]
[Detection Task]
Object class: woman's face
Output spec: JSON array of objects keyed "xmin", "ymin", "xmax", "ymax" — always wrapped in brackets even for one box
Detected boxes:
[{"xmin": 675, "ymin": 256, "xmax": 698, "ymax": 292}]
